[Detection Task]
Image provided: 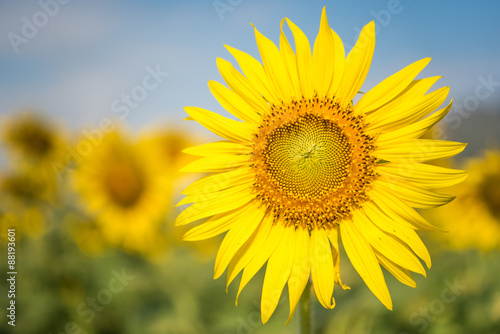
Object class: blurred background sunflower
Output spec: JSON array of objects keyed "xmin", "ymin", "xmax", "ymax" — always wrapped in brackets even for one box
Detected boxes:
[
  {"xmin": 1, "ymin": 111, "xmax": 65, "ymax": 164},
  {"xmin": 0, "ymin": 1, "xmax": 499, "ymax": 333},
  {"xmin": 0, "ymin": 171, "xmax": 52, "ymax": 238},
  {"xmin": 428, "ymin": 149, "xmax": 500, "ymax": 251},
  {"xmin": 72, "ymin": 130, "xmax": 173, "ymax": 258}
]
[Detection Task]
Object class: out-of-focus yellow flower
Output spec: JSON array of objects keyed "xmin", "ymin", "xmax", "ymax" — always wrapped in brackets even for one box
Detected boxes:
[
  {"xmin": 72, "ymin": 130, "xmax": 172, "ymax": 258},
  {"xmin": 0, "ymin": 207, "xmax": 48, "ymax": 239},
  {"xmin": 0, "ymin": 170, "xmax": 53, "ymax": 238},
  {"xmin": 1, "ymin": 111, "xmax": 68, "ymax": 202},
  {"xmin": 146, "ymin": 128, "xmax": 195, "ymax": 168},
  {"xmin": 429, "ymin": 149, "xmax": 500, "ymax": 251},
  {"xmin": 140, "ymin": 126, "xmax": 200, "ymax": 192},
  {"xmin": 1, "ymin": 111, "xmax": 66, "ymax": 169},
  {"xmin": 0, "ymin": 171, "xmax": 49, "ymax": 205},
  {"xmin": 141, "ymin": 127, "xmax": 221, "ymax": 258}
]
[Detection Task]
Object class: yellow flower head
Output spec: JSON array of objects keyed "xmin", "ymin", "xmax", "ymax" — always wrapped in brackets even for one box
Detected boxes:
[
  {"xmin": 177, "ymin": 8, "xmax": 467, "ymax": 323},
  {"xmin": 0, "ymin": 171, "xmax": 49, "ymax": 206},
  {"xmin": 73, "ymin": 130, "xmax": 172, "ymax": 257},
  {"xmin": 140, "ymin": 126, "xmax": 199, "ymax": 180},
  {"xmin": 0, "ymin": 207, "xmax": 47, "ymax": 240},
  {"xmin": 150, "ymin": 129, "xmax": 194, "ymax": 166},
  {"xmin": 1, "ymin": 111, "xmax": 65, "ymax": 164},
  {"xmin": 0, "ymin": 170, "xmax": 51, "ymax": 239},
  {"xmin": 0, "ymin": 158, "xmax": 56, "ymax": 238},
  {"xmin": 430, "ymin": 149, "xmax": 500, "ymax": 251}
]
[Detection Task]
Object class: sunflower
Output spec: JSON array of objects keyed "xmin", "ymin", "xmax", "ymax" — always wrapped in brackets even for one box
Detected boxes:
[
  {"xmin": 73, "ymin": 131, "xmax": 172, "ymax": 257},
  {"xmin": 0, "ymin": 170, "xmax": 51, "ymax": 206},
  {"xmin": 429, "ymin": 149, "xmax": 500, "ymax": 251},
  {"xmin": 177, "ymin": 8, "xmax": 467, "ymax": 323},
  {"xmin": 1, "ymin": 111, "xmax": 67, "ymax": 195},
  {"xmin": 1, "ymin": 111, "xmax": 65, "ymax": 165},
  {"xmin": 0, "ymin": 170, "xmax": 54, "ymax": 238},
  {"xmin": 0, "ymin": 207, "xmax": 47, "ymax": 240}
]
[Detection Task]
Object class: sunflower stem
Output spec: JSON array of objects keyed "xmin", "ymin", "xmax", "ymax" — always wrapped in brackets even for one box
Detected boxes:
[{"xmin": 298, "ymin": 280, "xmax": 313, "ymax": 334}]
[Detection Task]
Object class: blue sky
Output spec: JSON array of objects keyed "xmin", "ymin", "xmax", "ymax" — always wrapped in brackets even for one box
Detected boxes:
[{"xmin": 0, "ymin": 0, "xmax": 499, "ymax": 141}]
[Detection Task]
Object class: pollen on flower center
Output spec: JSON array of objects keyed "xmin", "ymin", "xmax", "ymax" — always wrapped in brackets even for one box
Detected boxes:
[
  {"xmin": 264, "ymin": 114, "xmax": 352, "ymax": 198},
  {"xmin": 252, "ymin": 96, "xmax": 378, "ymax": 229}
]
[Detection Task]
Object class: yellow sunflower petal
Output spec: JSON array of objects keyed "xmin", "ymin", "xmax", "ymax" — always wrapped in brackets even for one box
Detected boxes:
[
  {"xmin": 365, "ymin": 76, "xmax": 441, "ymax": 123},
  {"xmin": 286, "ymin": 226, "xmax": 310, "ymax": 324},
  {"xmin": 176, "ymin": 181, "xmax": 254, "ymax": 207},
  {"xmin": 375, "ymin": 251, "xmax": 416, "ymax": 288},
  {"xmin": 184, "ymin": 106, "xmax": 256, "ymax": 143},
  {"xmin": 183, "ymin": 141, "xmax": 252, "ymax": 157},
  {"xmin": 336, "ymin": 21, "xmax": 375, "ymax": 106},
  {"xmin": 252, "ymin": 24, "xmax": 294, "ymax": 101},
  {"xmin": 341, "ymin": 219, "xmax": 392, "ymax": 310},
  {"xmin": 285, "ymin": 17, "xmax": 314, "ymax": 99},
  {"xmin": 352, "ymin": 209, "xmax": 426, "ymax": 276},
  {"xmin": 378, "ymin": 162, "xmax": 468, "ymax": 188},
  {"xmin": 183, "ymin": 207, "xmax": 243, "ymax": 241},
  {"xmin": 279, "ymin": 19, "xmax": 301, "ymax": 98},
  {"xmin": 227, "ymin": 211, "xmax": 274, "ymax": 287},
  {"xmin": 375, "ymin": 139, "xmax": 467, "ymax": 163},
  {"xmin": 377, "ymin": 101, "xmax": 452, "ymax": 143},
  {"xmin": 367, "ymin": 86, "xmax": 449, "ymax": 132},
  {"xmin": 224, "ymin": 45, "xmax": 281, "ymax": 105},
  {"xmin": 376, "ymin": 178, "xmax": 455, "ymax": 208},
  {"xmin": 214, "ymin": 200, "xmax": 266, "ymax": 279},
  {"xmin": 312, "ymin": 7, "xmax": 336, "ymax": 97},
  {"xmin": 395, "ymin": 76, "xmax": 442, "ymax": 100},
  {"xmin": 328, "ymin": 227, "xmax": 349, "ymax": 289},
  {"xmin": 311, "ymin": 227, "xmax": 335, "ymax": 309},
  {"xmin": 175, "ymin": 189, "xmax": 255, "ymax": 226},
  {"xmin": 179, "ymin": 154, "xmax": 250, "ymax": 173},
  {"xmin": 363, "ymin": 202, "xmax": 432, "ymax": 268},
  {"xmin": 327, "ymin": 29, "xmax": 346, "ymax": 97},
  {"xmin": 216, "ymin": 58, "xmax": 270, "ymax": 113},
  {"xmin": 355, "ymin": 58, "xmax": 431, "ymax": 113},
  {"xmin": 181, "ymin": 167, "xmax": 253, "ymax": 195},
  {"xmin": 236, "ymin": 213, "xmax": 285, "ymax": 303},
  {"xmin": 208, "ymin": 80, "xmax": 263, "ymax": 124},
  {"xmin": 370, "ymin": 187, "xmax": 444, "ymax": 232},
  {"xmin": 261, "ymin": 226, "xmax": 295, "ymax": 323}
]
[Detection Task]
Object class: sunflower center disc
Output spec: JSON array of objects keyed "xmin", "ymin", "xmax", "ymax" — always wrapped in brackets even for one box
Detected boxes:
[
  {"xmin": 480, "ymin": 174, "xmax": 500, "ymax": 217},
  {"xmin": 252, "ymin": 96, "xmax": 378, "ymax": 227},
  {"xmin": 264, "ymin": 114, "xmax": 351, "ymax": 198},
  {"xmin": 105, "ymin": 162, "xmax": 145, "ymax": 208}
]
